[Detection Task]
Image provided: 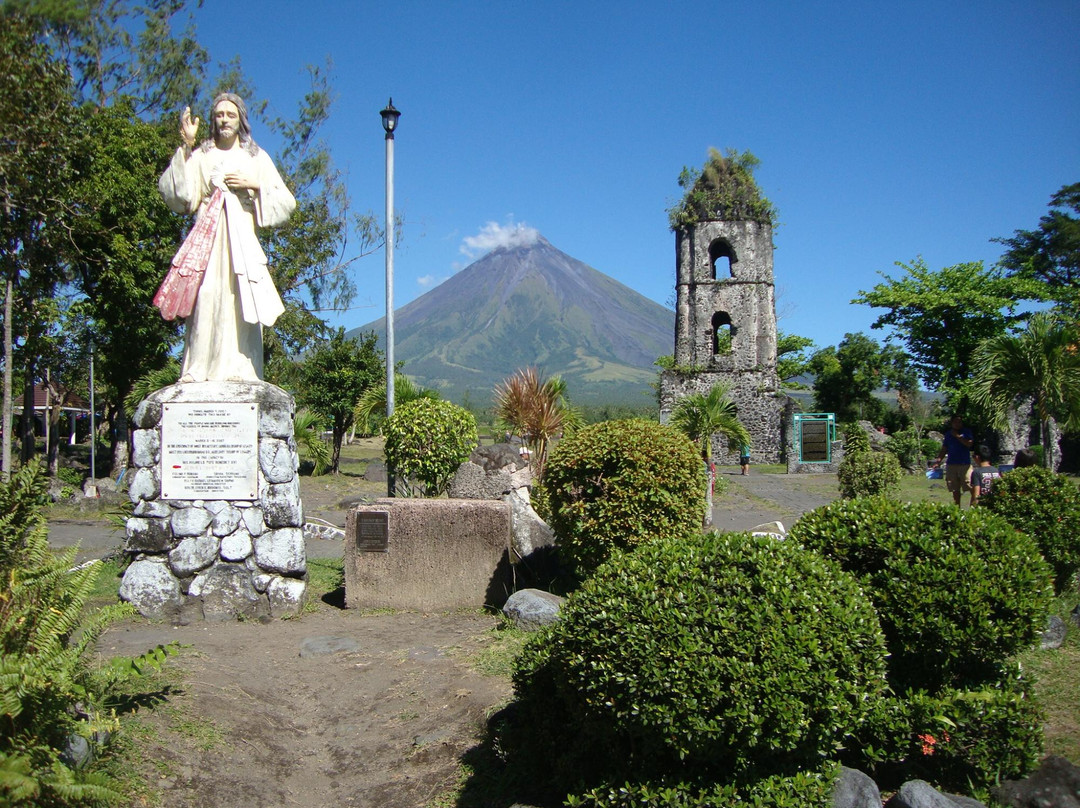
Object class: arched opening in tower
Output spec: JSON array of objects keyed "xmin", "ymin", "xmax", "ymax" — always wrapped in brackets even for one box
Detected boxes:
[
  {"xmin": 712, "ymin": 311, "xmax": 736, "ymax": 355},
  {"xmin": 709, "ymin": 238, "xmax": 737, "ymax": 279}
]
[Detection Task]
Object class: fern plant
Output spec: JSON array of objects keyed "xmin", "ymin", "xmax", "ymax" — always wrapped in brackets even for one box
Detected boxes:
[{"xmin": 0, "ymin": 464, "xmax": 129, "ymax": 806}]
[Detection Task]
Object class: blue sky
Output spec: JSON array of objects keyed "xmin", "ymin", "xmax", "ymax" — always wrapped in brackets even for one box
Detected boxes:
[{"xmin": 191, "ymin": 1, "xmax": 1079, "ymax": 355}]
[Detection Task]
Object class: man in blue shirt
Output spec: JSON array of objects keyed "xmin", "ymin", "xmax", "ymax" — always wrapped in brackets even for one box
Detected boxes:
[{"xmin": 933, "ymin": 415, "xmax": 974, "ymax": 507}]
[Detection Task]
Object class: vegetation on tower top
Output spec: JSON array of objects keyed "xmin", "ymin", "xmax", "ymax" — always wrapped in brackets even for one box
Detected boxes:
[{"xmin": 668, "ymin": 147, "xmax": 778, "ymax": 230}]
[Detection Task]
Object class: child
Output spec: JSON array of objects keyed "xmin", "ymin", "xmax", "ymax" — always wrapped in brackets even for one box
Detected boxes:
[
  {"xmin": 739, "ymin": 444, "xmax": 751, "ymax": 476},
  {"xmin": 970, "ymin": 445, "xmax": 1002, "ymax": 507}
]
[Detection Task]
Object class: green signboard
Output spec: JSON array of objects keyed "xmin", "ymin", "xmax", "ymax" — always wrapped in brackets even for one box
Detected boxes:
[{"xmin": 795, "ymin": 413, "xmax": 836, "ymax": 463}]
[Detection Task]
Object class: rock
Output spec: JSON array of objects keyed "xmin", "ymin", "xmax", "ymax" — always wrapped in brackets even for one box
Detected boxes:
[
  {"xmin": 220, "ymin": 531, "xmax": 253, "ymax": 562},
  {"xmin": 502, "ymin": 588, "xmax": 565, "ymax": 631},
  {"xmin": 168, "ymin": 534, "xmax": 219, "ymax": 577},
  {"xmin": 267, "ymin": 576, "xmax": 306, "ymax": 618},
  {"xmin": 1041, "ymin": 615, "xmax": 1067, "ymax": 650},
  {"xmin": 128, "ymin": 466, "xmax": 160, "ymax": 501},
  {"xmin": 263, "ymin": 479, "xmax": 303, "ymax": 528},
  {"xmin": 884, "ymin": 780, "xmax": 967, "ymax": 808},
  {"xmin": 470, "ymin": 442, "xmax": 523, "ymax": 472},
  {"xmin": 299, "ymin": 635, "xmax": 360, "ymax": 658},
  {"xmin": 171, "ymin": 506, "xmax": 214, "ymax": 537},
  {"xmin": 505, "ymin": 490, "xmax": 556, "ymax": 562},
  {"xmin": 749, "ymin": 520, "xmax": 786, "ymax": 539},
  {"xmin": 190, "ymin": 563, "xmax": 266, "ymax": 622},
  {"xmin": 831, "ymin": 766, "xmax": 880, "ymax": 808},
  {"xmin": 363, "ymin": 458, "xmax": 388, "ymax": 483},
  {"xmin": 119, "ymin": 557, "xmax": 184, "ymax": 619},
  {"xmin": 993, "ymin": 755, "xmax": 1080, "ymax": 808},
  {"xmin": 125, "ymin": 516, "xmax": 174, "ymax": 553},
  {"xmin": 254, "ymin": 527, "xmax": 306, "ymax": 575},
  {"xmin": 61, "ymin": 734, "xmax": 92, "ymax": 769},
  {"xmin": 259, "ymin": 436, "xmax": 297, "ymax": 484},
  {"xmin": 131, "ymin": 428, "xmax": 160, "ymax": 467},
  {"xmin": 211, "ymin": 506, "xmax": 243, "ymax": 537},
  {"xmin": 447, "ymin": 460, "xmax": 513, "ymax": 499}
]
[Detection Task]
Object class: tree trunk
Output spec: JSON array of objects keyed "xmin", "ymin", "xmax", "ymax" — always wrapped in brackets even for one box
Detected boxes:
[
  {"xmin": 2, "ymin": 274, "xmax": 12, "ymax": 480},
  {"xmin": 331, "ymin": 423, "xmax": 344, "ymax": 474},
  {"xmin": 20, "ymin": 364, "xmax": 35, "ymax": 465},
  {"xmin": 703, "ymin": 457, "xmax": 714, "ymax": 528},
  {"xmin": 110, "ymin": 404, "xmax": 129, "ymax": 480}
]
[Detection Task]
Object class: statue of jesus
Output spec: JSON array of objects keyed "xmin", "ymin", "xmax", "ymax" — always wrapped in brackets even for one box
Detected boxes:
[{"xmin": 155, "ymin": 93, "xmax": 295, "ymax": 382}]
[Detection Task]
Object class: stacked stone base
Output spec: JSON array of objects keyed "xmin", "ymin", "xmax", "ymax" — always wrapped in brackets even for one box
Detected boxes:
[
  {"xmin": 119, "ymin": 381, "xmax": 306, "ymax": 621},
  {"xmin": 659, "ymin": 369, "xmax": 784, "ymax": 465}
]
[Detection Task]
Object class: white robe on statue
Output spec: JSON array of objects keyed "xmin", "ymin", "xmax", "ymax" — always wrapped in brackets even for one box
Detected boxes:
[{"xmin": 157, "ymin": 142, "xmax": 295, "ymax": 382}]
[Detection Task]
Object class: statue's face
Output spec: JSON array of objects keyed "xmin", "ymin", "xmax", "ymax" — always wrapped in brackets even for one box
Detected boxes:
[{"xmin": 214, "ymin": 100, "xmax": 240, "ymax": 142}]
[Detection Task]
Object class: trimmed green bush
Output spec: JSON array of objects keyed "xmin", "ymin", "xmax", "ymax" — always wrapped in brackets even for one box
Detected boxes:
[
  {"xmin": 543, "ymin": 419, "xmax": 705, "ymax": 576},
  {"xmin": 981, "ymin": 466, "xmax": 1080, "ymax": 594},
  {"xmin": 885, "ymin": 427, "xmax": 923, "ymax": 469},
  {"xmin": 382, "ymin": 398, "xmax": 477, "ymax": 496},
  {"xmin": 837, "ymin": 450, "xmax": 903, "ymax": 498},
  {"xmin": 843, "ymin": 424, "xmax": 872, "ymax": 455},
  {"xmin": 852, "ymin": 664, "xmax": 1043, "ymax": 792},
  {"xmin": 789, "ymin": 497, "xmax": 1053, "ymax": 693},
  {"xmin": 509, "ymin": 531, "xmax": 887, "ymax": 802},
  {"xmin": 566, "ymin": 764, "xmax": 839, "ymax": 808}
]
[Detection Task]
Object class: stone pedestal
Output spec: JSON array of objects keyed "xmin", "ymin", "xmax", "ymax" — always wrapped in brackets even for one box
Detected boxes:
[{"xmin": 119, "ymin": 381, "xmax": 306, "ymax": 621}]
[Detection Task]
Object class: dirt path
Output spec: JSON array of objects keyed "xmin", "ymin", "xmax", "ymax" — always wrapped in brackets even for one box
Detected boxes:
[
  {"xmin": 62, "ymin": 468, "xmax": 841, "ymax": 807},
  {"xmin": 98, "ymin": 610, "xmax": 510, "ymax": 808}
]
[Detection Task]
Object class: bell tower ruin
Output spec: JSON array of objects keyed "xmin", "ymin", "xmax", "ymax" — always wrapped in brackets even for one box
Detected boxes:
[{"xmin": 659, "ymin": 218, "xmax": 783, "ymax": 464}]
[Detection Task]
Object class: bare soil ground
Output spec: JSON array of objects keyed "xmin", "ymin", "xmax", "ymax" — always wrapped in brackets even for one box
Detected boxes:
[{"xmin": 58, "ymin": 462, "xmax": 844, "ymax": 808}]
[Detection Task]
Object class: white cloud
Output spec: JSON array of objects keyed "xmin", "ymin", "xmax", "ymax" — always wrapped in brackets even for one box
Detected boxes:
[
  {"xmin": 460, "ymin": 221, "xmax": 540, "ymax": 259},
  {"xmin": 417, "ymin": 274, "xmax": 448, "ymax": 290}
]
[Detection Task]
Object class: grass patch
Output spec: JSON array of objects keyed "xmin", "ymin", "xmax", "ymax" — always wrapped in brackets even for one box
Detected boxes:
[
  {"xmin": 460, "ymin": 620, "xmax": 531, "ymax": 679},
  {"xmin": 305, "ymin": 556, "xmax": 345, "ymax": 604},
  {"xmin": 1021, "ymin": 592, "xmax": 1080, "ymax": 763}
]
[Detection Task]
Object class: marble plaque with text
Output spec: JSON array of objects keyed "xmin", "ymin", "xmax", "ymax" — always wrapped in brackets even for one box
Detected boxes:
[{"xmin": 161, "ymin": 403, "xmax": 259, "ymax": 500}]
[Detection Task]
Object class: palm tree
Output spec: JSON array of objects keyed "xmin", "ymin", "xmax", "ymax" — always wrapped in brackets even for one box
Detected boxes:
[
  {"xmin": 971, "ymin": 312, "xmax": 1080, "ymax": 470},
  {"xmin": 670, "ymin": 383, "xmax": 751, "ymax": 527},
  {"xmin": 353, "ymin": 373, "xmax": 439, "ymax": 436}
]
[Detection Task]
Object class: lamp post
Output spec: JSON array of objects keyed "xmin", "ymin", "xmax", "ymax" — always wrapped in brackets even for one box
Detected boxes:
[{"xmin": 380, "ymin": 98, "xmax": 400, "ymax": 497}]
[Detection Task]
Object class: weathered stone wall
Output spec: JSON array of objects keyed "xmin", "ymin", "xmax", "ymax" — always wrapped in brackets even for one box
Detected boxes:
[
  {"xmin": 120, "ymin": 381, "xmax": 306, "ymax": 621},
  {"xmin": 345, "ymin": 499, "xmax": 513, "ymax": 612},
  {"xmin": 674, "ymin": 220, "xmax": 777, "ymax": 370},
  {"xmin": 659, "ymin": 370, "xmax": 783, "ymax": 464},
  {"xmin": 665, "ymin": 218, "xmax": 783, "ymax": 464}
]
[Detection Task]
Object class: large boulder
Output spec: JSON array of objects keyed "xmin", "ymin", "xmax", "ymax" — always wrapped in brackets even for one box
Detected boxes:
[
  {"xmin": 993, "ymin": 756, "xmax": 1080, "ymax": 808},
  {"xmin": 502, "ymin": 588, "xmax": 564, "ymax": 631}
]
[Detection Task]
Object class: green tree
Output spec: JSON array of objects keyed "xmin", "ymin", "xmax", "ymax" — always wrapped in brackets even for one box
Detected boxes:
[
  {"xmin": 261, "ymin": 62, "xmax": 387, "ymax": 362},
  {"xmin": 995, "ymin": 182, "xmax": 1080, "ymax": 316},
  {"xmin": 776, "ymin": 331, "xmax": 815, "ymax": 388},
  {"xmin": 808, "ymin": 333, "xmax": 915, "ymax": 423},
  {"xmin": 296, "ymin": 328, "xmax": 383, "ymax": 474},
  {"xmin": 667, "ymin": 147, "xmax": 778, "ymax": 229},
  {"xmin": 670, "ymin": 383, "xmax": 750, "ymax": 526},
  {"xmin": 853, "ymin": 258, "xmax": 1030, "ymax": 394},
  {"xmin": 970, "ymin": 312, "xmax": 1080, "ymax": 470},
  {"xmin": 0, "ymin": 12, "xmax": 78, "ymax": 479},
  {"xmin": 67, "ymin": 102, "xmax": 184, "ymax": 473}
]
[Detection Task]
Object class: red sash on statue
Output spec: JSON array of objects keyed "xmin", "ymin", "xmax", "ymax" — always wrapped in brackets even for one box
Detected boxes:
[{"xmin": 153, "ymin": 188, "xmax": 226, "ymax": 321}]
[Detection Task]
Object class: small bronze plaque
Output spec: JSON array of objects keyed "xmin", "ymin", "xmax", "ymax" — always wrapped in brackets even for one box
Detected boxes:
[{"xmin": 355, "ymin": 511, "xmax": 390, "ymax": 553}]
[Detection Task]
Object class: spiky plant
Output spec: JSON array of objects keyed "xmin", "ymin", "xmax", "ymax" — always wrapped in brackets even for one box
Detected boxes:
[{"xmin": 494, "ymin": 368, "xmax": 577, "ymax": 478}]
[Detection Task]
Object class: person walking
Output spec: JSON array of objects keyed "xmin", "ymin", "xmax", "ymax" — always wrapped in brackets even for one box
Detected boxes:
[{"xmin": 933, "ymin": 415, "xmax": 974, "ymax": 507}]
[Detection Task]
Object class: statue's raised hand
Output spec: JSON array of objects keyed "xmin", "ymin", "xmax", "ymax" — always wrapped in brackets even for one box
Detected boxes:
[{"xmin": 180, "ymin": 107, "xmax": 200, "ymax": 148}]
